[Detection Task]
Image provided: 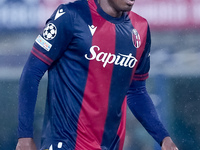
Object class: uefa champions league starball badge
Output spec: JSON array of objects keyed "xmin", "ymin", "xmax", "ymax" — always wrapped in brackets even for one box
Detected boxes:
[
  {"xmin": 43, "ymin": 23, "xmax": 57, "ymax": 40},
  {"xmin": 132, "ymin": 29, "xmax": 141, "ymax": 48}
]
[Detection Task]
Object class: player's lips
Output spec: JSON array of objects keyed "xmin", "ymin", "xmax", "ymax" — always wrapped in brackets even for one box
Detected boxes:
[{"xmin": 126, "ymin": 0, "xmax": 135, "ymax": 6}]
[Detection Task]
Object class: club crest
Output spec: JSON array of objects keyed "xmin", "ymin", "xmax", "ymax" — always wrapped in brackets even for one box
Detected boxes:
[{"xmin": 132, "ymin": 29, "xmax": 141, "ymax": 48}]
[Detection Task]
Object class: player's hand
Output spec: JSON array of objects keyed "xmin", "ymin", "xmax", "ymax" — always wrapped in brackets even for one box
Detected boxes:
[
  {"xmin": 16, "ymin": 138, "xmax": 37, "ymax": 150},
  {"xmin": 161, "ymin": 136, "xmax": 178, "ymax": 150}
]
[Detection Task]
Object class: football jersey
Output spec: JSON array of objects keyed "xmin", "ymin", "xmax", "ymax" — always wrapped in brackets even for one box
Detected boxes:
[{"xmin": 32, "ymin": 0, "xmax": 151, "ymax": 149}]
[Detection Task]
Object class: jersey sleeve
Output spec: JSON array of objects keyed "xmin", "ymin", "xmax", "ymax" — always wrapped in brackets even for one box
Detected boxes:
[
  {"xmin": 31, "ymin": 4, "xmax": 74, "ymax": 66},
  {"xmin": 18, "ymin": 53, "xmax": 49, "ymax": 138},
  {"xmin": 127, "ymin": 80, "xmax": 170, "ymax": 145},
  {"xmin": 133, "ymin": 25, "xmax": 151, "ymax": 80}
]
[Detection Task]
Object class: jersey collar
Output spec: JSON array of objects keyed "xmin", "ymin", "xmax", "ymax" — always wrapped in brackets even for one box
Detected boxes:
[{"xmin": 94, "ymin": 0, "xmax": 126, "ymax": 24}]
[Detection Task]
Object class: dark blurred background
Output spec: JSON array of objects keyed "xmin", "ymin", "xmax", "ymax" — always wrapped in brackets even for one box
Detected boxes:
[{"xmin": 0, "ymin": 0, "xmax": 200, "ymax": 149}]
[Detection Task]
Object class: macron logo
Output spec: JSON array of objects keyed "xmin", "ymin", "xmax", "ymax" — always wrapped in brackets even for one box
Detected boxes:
[
  {"xmin": 88, "ymin": 25, "xmax": 97, "ymax": 36},
  {"xmin": 54, "ymin": 9, "xmax": 65, "ymax": 20}
]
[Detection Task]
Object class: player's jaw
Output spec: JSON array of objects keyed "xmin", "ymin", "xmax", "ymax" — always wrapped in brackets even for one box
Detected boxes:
[
  {"xmin": 123, "ymin": 0, "xmax": 135, "ymax": 10},
  {"xmin": 100, "ymin": 0, "xmax": 135, "ymax": 17},
  {"xmin": 111, "ymin": 0, "xmax": 135, "ymax": 11}
]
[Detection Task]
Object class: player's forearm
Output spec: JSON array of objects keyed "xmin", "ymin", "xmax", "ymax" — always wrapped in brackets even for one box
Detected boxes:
[
  {"xmin": 127, "ymin": 80, "xmax": 169, "ymax": 145},
  {"xmin": 18, "ymin": 69, "xmax": 39, "ymax": 138},
  {"xmin": 18, "ymin": 53, "xmax": 48, "ymax": 138}
]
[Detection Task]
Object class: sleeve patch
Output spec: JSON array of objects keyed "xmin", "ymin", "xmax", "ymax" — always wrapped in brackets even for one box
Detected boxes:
[
  {"xmin": 42, "ymin": 23, "xmax": 57, "ymax": 40},
  {"xmin": 35, "ymin": 35, "xmax": 52, "ymax": 51}
]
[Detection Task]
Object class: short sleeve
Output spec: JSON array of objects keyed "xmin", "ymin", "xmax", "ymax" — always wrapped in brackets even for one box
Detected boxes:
[
  {"xmin": 31, "ymin": 4, "xmax": 74, "ymax": 66},
  {"xmin": 133, "ymin": 25, "xmax": 151, "ymax": 80}
]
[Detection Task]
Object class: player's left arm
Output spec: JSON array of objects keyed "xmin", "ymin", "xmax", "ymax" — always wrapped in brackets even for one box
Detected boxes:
[
  {"xmin": 127, "ymin": 80, "xmax": 169, "ymax": 144},
  {"xmin": 127, "ymin": 80, "xmax": 178, "ymax": 149},
  {"xmin": 127, "ymin": 23, "xmax": 178, "ymax": 149}
]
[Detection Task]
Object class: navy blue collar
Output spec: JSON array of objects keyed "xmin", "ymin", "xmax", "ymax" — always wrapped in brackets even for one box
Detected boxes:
[{"xmin": 94, "ymin": 0, "xmax": 126, "ymax": 24}]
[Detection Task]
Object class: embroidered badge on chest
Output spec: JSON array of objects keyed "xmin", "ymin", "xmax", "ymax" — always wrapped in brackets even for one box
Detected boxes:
[{"xmin": 132, "ymin": 29, "xmax": 141, "ymax": 48}]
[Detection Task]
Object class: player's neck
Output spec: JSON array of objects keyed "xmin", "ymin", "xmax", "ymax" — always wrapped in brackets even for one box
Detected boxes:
[{"xmin": 98, "ymin": 0, "xmax": 123, "ymax": 18}]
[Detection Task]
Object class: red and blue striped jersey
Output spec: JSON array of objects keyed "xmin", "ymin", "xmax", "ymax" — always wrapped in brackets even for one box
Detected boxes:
[{"xmin": 32, "ymin": 0, "xmax": 151, "ymax": 149}]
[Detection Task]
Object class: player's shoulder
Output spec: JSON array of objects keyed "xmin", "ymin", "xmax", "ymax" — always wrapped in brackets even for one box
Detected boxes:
[
  {"xmin": 128, "ymin": 11, "xmax": 148, "ymax": 25},
  {"xmin": 58, "ymin": 0, "xmax": 88, "ymax": 13},
  {"xmin": 51, "ymin": 0, "xmax": 88, "ymax": 21},
  {"xmin": 48, "ymin": 0, "xmax": 88, "ymax": 23}
]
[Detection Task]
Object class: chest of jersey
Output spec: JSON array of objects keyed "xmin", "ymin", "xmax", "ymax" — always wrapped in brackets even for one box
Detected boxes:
[{"xmin": 66, "ymin": 12, "xmax": 138, "ymax": 74}]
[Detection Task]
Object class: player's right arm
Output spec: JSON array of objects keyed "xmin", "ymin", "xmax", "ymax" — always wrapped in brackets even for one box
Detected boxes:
[
  {"xmin": 16, "ymin": 53, "xmax": 49, "ymax": 150},
  {"xmin": 16, "ymin": 4, "xmax": 74, "ymax": 149}
]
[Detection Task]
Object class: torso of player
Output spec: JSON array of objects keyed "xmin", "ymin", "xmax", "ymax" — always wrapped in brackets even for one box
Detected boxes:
[
  {"xmin": 57, "ymin": 0, "xmax": 141, "ymax": 96},
  {"xmin": 39, "ymin": 0, "xmax": 149, "ymax": 149}
]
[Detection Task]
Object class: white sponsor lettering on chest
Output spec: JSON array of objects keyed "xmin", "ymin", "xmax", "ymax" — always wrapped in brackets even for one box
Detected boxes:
[{"xmin": 85, "ymin": 45, "xmax": 137, "ymax": 68}]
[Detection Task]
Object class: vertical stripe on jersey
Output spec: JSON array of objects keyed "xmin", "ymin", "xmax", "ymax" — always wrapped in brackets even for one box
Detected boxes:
[
  {"xmin": 75, "ymin": 2, "xmax": 116, "ymax": 149},
  {"xmin": 128, "ymin": 12, "xmax": 148, "ymax": 80},
  {"xmin": 101, "ymin": 20, "xmax": 136, "ymax": 150},
  {"xmin": 117, "ymin": 98, "xmax": 127, "ymax": 150}
]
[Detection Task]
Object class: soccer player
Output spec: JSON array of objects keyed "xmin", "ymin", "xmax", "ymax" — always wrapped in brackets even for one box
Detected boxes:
[{"xmin": 16, "ymin": 0, "xmax": 179, "ymax": 149}]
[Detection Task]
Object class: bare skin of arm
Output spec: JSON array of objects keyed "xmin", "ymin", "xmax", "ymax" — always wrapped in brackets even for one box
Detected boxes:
[
  {"xmin": 16, "ymin": 138, "xmax": 37, "ymax": 150},
  {"xmin": 161, "ymin": 137, "xmax": 178, "ymax": 150}
]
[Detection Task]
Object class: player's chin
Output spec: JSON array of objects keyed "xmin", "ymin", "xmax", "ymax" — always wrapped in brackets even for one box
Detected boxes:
[
  {"xmin": 124, "ymin": 0, "xmax": 134, "ymax": 11},
  {"xmin": 122, "ymin": 3, "xmax": 134, "ymax": 11},
  {"xmin": 123, "ymin": 5, "xmax": 133, "ymax": 12}
]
